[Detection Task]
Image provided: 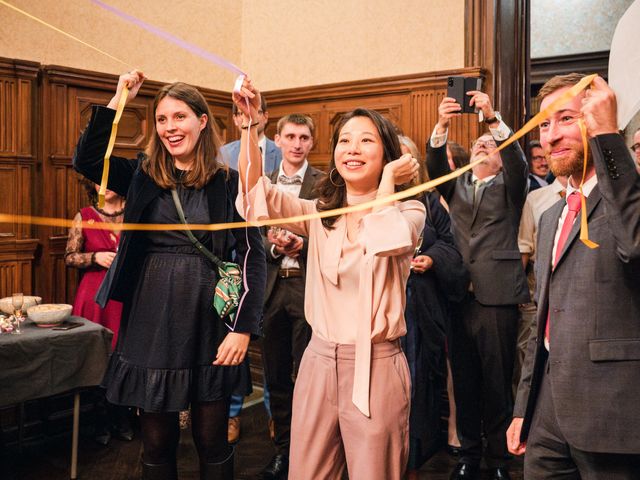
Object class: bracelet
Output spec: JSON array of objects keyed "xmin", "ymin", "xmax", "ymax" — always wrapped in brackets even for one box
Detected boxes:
[
  {"xmin": 241, "ymin": 121, "xmax": 259, "ymax": 130},
  {"xmin": 90, "ymin": 252, "xmax": 97, "ymax": 266}
]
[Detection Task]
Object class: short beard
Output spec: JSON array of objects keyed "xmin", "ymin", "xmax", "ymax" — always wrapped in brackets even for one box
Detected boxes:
[{"xmin": 548, "ymin": 147, "xmax": 592, "ymax": 179}]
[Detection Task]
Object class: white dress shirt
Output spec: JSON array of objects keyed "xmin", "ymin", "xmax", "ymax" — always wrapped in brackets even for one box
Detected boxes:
[{"xmin": 271, "ymin": 160, "xmax": 309, "ymax": 269}]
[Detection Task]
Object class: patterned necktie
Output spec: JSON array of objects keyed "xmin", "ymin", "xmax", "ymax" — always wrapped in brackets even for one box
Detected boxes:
[
  {"xmin": 278, "ymin": 175, "xmax": 303, "ymax": 185},
  {"xmin": 473, "ymin": 178, "xmax": 485, "ymax": 206},
  {"xmin": 546, "ymin": 191, "xmax": 582, "ymax": 346}
]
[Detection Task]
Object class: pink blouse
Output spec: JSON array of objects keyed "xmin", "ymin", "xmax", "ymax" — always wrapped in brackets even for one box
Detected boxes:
[{"xmin": 237, "ymin": 177, "xmax": 426, "ymax": 416}]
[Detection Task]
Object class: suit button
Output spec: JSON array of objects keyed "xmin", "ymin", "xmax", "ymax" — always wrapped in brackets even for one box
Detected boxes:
[
  {"xmin": 552, "ymin": 308, "xmax": 564, "ymax": 313},
  {"xmin": 471, "ymin": 233, "xmax": 478, "ymax": 238},
  {"xmin": 470, "ymin": 259, "xmax": 475, "ymax": 264}
]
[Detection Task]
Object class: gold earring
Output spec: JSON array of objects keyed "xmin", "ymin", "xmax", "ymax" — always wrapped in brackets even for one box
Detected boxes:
[{"xmin": 329, "ymin": 168, "xmax": 345, "ymax": 187}]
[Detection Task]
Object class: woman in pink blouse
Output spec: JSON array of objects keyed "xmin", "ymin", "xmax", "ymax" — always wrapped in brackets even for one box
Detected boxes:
[{"xmin": 233, "ymin": 78, "xmax": 425, "ymax": 479}]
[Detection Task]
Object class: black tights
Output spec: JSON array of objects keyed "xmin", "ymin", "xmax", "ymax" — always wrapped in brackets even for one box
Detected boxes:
[{"xmin": 140, "ymin": 400, "xmax": 230, "ymax": 465}]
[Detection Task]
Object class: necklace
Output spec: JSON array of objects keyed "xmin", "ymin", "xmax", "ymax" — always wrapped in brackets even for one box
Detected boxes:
[{"xmin": 92, "ymin": 202, "xmax": 124, "ymax": 217}]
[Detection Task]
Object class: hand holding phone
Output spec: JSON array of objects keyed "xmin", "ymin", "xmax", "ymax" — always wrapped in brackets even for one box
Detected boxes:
[{"xmin": 446, "ymin": 76, "xmax": 482, "ymax": 114}]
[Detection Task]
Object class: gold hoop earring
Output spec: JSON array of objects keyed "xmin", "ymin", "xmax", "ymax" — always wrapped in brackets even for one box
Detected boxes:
[{"xmin": 329, "ymin": 168, "xmax": 345, "ymax": 187}]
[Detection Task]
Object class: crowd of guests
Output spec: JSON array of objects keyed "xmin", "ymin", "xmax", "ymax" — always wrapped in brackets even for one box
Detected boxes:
[{"xmin": 67, "ymin": 69, "xmax": 640, "ymax": 480}]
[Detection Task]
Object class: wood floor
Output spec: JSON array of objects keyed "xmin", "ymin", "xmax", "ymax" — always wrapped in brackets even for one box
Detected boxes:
[{"xmin": 3, "ymin": 402, "xmax": 523, "ymax": 480}]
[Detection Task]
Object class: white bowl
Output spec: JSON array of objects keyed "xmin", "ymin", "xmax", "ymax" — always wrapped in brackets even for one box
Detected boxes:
[
  {"xmin": 26, "ymin": 304, "xmax": 72, "ymax": 327},
  {"xmin": 0, "ymin": 296, "xmax": 42, "ymax": 315}
]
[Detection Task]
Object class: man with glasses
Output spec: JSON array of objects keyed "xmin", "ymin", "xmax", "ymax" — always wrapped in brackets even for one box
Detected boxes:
[
  {"xmin": 527, "ymin": 140, "xmax": 550, "ymax": 191},
  {"xmin": 630, "ymin": 127, "xmax": 640, "ymax": 173},
  {"xmin": 220, "ymin": 96, "xmax": 282, "ymax": 173},
  {"xmin": 427, "ymin": 92, "xmax": 529, "ymax": 480}
]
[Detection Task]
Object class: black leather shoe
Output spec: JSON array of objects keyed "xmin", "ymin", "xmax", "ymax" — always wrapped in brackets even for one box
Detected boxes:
[
  {"xmin": 261, "ymin": 454, "xmax": 289, "ymax": 479},
  {"xmin": 449, "ymin": 462, "xmax": 480, "ymax": 480},
  {"xmin": 446, "ymin": 444, "xmax": 462, "ymax": 456},
  {"xmin": 489, "ymin": 467, "xmax": 511, "ymax": 480}
]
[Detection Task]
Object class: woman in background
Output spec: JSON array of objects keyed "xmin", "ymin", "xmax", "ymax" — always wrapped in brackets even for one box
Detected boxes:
[
  {"xmin": 65, "ymin": 179, "xmax": 133, "ymax": 445},
  {"xmin": 398, "ymin": 136, "xmax": 464, "ymax": 478}
]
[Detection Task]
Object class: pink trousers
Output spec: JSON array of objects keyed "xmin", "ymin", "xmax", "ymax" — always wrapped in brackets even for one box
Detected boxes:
[{"xmin": 289, "ymin": 334, "xmax": 410, "ymax": 480}]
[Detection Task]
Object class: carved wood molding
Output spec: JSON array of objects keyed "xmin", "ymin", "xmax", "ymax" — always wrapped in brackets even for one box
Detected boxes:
[
  {"xmin": 530, "ymin": 51, "xmax": 610, "ymax": 85},
  {"xmin": 265, "ymin": 67, "xmax": 485, "ymax": 105}
]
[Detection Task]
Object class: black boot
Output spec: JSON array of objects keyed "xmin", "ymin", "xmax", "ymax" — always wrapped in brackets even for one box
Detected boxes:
[
  {"xmin": 200, "ymin": 447, "xmax": 234, "ymax": 480},
  {"xmin": 142, "ymin": 461, "xmax": 178, "ymax": 480}
]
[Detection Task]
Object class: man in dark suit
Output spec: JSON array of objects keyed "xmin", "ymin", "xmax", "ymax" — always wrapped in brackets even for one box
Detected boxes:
[
  {"xmin": 219, "ymin": 96, "xmax": 282, "ymax": 173},
  {"xmin": 427, "ymin": 92, "xmax": 529, "ymax": 480},
  {"xmin": 260, "ymin": 113, "xmax": 323, "ymax": 479},
  {"xmin": 508, "ymin": 73, "xmax": 640, "ymax": 478}
]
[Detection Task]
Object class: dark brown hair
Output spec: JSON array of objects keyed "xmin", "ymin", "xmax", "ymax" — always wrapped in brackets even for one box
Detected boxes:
[
  {"xmin": 276, "ymin": 113, "xmax": 315, "ymax": 137},
  {"xmin": 232, "ymin": 95, "xmax": 268, "ymax": 115},
  {"xmin": 447, "ymin": 141, "xmax": 470, "ymax": 169},
  {"xmin": 79, "ymin": 175, "xmax": 98, "ymax": 205},
  {"xmin": 143, "ymin": 82, "xmax": 225, "ymax": 189},
  {"xmin": 537, "ymin": 73, "xmax": 586, "ymax": 101},
  {"xmin": 316, "ymin": 108, "xmax": 406, "ymax": 229}
]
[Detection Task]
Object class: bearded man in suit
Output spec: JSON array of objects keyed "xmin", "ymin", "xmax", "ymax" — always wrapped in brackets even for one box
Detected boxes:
[{"xmin": 508, "ymin": 73, "xmax": 640, "ymax": 479}]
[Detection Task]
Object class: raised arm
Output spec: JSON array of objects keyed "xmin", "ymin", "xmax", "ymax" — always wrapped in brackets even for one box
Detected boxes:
[
  {"xmin": 232, "ymin": 77, "xmax": 263, "ymax": 195},
  {"xmin": 583, "ymin": 76, "xmax": 640, "ymax": 261},
  {"xmin": 73, "ymin": 71, "xmax": 147, "ymax": 197}
]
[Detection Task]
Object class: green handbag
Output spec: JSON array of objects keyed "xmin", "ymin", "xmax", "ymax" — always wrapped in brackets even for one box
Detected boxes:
[{"xmin": 171, "ymin": 189, "xmax": 242, "ymax": 328}]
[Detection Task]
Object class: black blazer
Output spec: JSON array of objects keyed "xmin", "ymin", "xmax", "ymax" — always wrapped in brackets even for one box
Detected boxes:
[
  {"xmin": 262, "ymin": 166, "xmax": 323, "ymax": 302},
  {"xmin": 427, "ymin": 135, "xmax": 530, "ymax": 305},
  {"xmin": 73, "ymin": 106, "xmax": 266, "ymax": 336},
  {"xmin": 515, "ymin": 134, "xmax": 640, "ymax": 454}
]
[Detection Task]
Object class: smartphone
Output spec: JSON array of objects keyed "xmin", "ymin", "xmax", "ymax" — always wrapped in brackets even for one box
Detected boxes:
[
  {"xmin": 52, "ymin": 321, "xmax": 83, "ymax": 331},
  {"xmin": 447, "ymin": 76, "xmax": 483, "ymax": 113}
]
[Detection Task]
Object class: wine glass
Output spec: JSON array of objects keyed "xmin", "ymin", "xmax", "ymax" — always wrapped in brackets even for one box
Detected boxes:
[{"xmin": 11, "ymin": 292, "xmax": 24, "ymax": 334}]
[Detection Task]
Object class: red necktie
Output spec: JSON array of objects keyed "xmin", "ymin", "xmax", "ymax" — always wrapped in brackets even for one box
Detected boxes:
[{"xmin": 545, "ymin": 192, "xmax": 582, "ymax": 345}]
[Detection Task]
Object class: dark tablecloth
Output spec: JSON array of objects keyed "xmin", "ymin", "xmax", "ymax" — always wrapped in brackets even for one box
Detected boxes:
[{"xmin": 0, "ymin": 316, "xmax": 112, "ymax": 407}]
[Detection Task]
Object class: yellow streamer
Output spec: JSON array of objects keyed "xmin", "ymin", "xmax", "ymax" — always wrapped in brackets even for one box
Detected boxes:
[
  {"xmin": 98, "ymin": 86, "xmax": 129, "ymax": 208},
  {"xmin": 0, "ymin": 0, "xmax": 134, "ymax": 70},
  {"xmin": 0, "ymin": 76, "xmax": 598, "ymax": 233},
  {"xmin": 0, "ymin": 0, "xmax": 599, "ymax": 237},
  {"xmin": 578, "ymin": 119, "xmax": 599, "ymax": 249}
]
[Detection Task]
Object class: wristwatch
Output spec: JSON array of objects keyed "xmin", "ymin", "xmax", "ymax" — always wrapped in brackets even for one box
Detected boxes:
[{"xmin": 484, "ymin": 111, "xmax": 502, "ymax": 125}]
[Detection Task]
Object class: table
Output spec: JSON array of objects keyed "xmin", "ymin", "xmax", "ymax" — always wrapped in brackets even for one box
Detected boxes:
[{"xmin": 0, "ymin": 316, "xmax": 113, "ymax": 479}]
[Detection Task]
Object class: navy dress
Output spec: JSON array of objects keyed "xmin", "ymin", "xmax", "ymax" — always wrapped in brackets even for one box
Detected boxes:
[
  {"xmin": 103, "ymin": 183, "xmax": 250, "ymax": 412},
  {"xmin": 401, "ymin": 192, "xmax": 464, "ymax": 469}
]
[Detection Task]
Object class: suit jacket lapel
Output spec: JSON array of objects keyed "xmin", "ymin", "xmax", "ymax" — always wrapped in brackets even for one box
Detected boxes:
[
  {"xmin": 553, "ymin": 186, "xmax": 602, "ymax": 270},
  {"xmin": 299, "ymin": 167, "xmax": 320, "ymax": 200}
]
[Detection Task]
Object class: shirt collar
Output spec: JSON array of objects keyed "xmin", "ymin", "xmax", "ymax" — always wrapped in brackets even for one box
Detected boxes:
[
  {"xmin": 258, "ymin": 136, "xmax": 267, "ymax": 153},
  {"xmin": 278, "ymin": 160, "xmax": 308, "ymax": 180},
  {"xmin": 471, "ymin": 173, "xmax": 497, "ymax": 184},
  {"xmin": 567, "ymin": 172, "xmax": 598, "ymax": 198}
]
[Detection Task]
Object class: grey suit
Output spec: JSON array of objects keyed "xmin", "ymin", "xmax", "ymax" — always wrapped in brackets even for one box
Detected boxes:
[
  {"xmin": 219, "ymin": 138, "xmax": 282, "ymax": 173},
  {"xmin": 427, "ymin": 132, "xmax": 529, "ymax": 469},
  {"xmin": 515, "ymin": 134, "xmax": 640, "ymax": 477},
  {"xmin": 262, "ymin": 165, "xmax": 323, "ymax": 456}
]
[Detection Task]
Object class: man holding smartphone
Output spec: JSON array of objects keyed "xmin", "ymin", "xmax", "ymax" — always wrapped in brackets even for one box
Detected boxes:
[{"xmin": 427, "ymin": 89, "xmax": 529, "ymax": 480}]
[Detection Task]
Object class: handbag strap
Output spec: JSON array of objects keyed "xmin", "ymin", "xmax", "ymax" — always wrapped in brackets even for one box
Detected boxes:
[{"xmin": 170, "ymin": 188, "xmax": 224, "ymax": 269}]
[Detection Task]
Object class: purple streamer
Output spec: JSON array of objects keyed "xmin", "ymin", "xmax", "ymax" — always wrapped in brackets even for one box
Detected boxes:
[{"xmin": 92, "ymin": 0, "xmax": 245, "ymax": 75}]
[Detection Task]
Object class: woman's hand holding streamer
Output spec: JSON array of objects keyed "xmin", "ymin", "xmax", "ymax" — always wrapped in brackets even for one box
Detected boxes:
[
  {"xmin": 107, "ymin": 70, "xmax": 146, "ymax": 109},
  {"xmin": 232, "ymin": 76, "xmax": 261, "ymax": 123},
  {"xmin": 213, "ymin": 332, "xmax": 250, "ymax": 366}
]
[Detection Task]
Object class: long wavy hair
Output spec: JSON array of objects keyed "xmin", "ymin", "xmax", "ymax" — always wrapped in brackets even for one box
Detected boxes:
[
  {"xmin": 142, "ymin": 82, "xmax": 226, "ymax": 189},
  {"xmin": 316, "ymin": 108, "xmax": 411, "ymax": 229}
]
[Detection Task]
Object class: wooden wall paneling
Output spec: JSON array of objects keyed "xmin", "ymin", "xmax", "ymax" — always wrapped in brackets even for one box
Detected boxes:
[
  {"xmin": 0, "ymin": 58, "xmax": 38, "ymax": 297},
  {"xmin": 465, "ymin": 0, "xmax": 528, "ymax": 135}
]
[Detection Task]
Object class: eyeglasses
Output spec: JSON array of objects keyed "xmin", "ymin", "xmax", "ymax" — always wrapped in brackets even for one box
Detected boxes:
[
  {"xmin": 531, "ymin": 155, "xmax": 546, "ymax": 162},
  {"xmin": 631, "ymin": 143, "xmax": 640, "ymax": 153}
]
